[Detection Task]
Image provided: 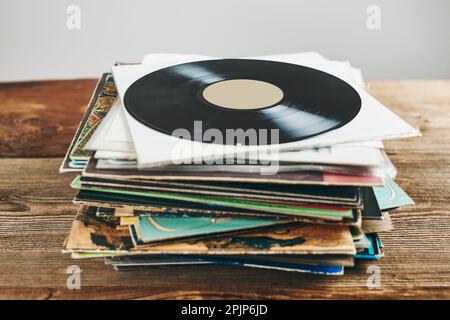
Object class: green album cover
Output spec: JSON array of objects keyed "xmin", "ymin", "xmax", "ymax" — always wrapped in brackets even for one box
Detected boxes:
[
  {"xmin": 373, "ymin": 178, "xmax": 414, "ymax": 210},
  {"xmin": 135, "ymin": 215, "xmax": 286, "ymax": 243}
]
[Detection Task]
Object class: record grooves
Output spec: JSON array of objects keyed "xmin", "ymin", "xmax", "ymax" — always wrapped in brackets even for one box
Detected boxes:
[{"xmin": 123, "ymin": 59, "xmax": 362, "ymax": 145}]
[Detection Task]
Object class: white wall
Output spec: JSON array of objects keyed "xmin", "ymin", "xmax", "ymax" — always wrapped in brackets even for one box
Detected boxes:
[{"xmin": 1, "ymin": 0, "xmax": 449, "ymax": 81}]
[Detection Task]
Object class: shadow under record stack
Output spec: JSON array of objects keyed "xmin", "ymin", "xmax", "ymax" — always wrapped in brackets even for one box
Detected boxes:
[{"xmin": 60, "ymin": 52, "xmax": 418, "ymax": 275}]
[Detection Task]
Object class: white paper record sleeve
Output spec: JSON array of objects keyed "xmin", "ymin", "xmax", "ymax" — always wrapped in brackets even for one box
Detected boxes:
[{"xmin": 110, "ymin": 53, "xmax": 419, "ymax": 167}]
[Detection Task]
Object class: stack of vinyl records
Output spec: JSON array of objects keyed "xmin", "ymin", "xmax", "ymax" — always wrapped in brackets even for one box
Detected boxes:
[{"xmin": 60, "ymin": 52, "xmax": 419, "ymax": 275}]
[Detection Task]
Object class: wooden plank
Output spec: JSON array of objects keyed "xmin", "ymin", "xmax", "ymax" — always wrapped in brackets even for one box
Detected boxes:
[
  {"xmin": 0, "ymin": 80, "xmax": 449, "ymax": 299},
  {"xmin": 0, "ymin": 79, "xmax": 97, "ymax": 157},
  {"xmin": 0, "ymin": 159, "xmax": 448, "ymax": 299}
]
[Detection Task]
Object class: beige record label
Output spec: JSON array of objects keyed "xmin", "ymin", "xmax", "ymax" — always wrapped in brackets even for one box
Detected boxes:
[{"xmin": 202, "ymin": 79, "xmax": 284, "ymax": 110}]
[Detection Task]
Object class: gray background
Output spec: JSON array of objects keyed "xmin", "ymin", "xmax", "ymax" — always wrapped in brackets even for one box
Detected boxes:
[{"xmin": 0, "ymin": 0, "xmax": 449, "ymax": 81}]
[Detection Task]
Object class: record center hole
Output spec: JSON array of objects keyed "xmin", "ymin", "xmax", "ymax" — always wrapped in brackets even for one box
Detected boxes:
[{"xmin": 202, "ymin": 79, "xmax": 284, "ymax": 110}]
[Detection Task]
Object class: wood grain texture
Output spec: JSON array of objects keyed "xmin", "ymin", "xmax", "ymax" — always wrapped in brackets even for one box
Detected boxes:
[
  {"xmin": 0, "ymin": 79, "xmax": 97, "ymax": 157},
  {"xmin": 0, "ymin": 80, "xmax": 449, "ymax": 299}
]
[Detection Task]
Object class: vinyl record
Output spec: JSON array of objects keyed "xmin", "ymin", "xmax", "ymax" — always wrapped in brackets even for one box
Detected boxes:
[{"xmin": 123, "ymin": 59, "xmax": 361, "ymax": 145}]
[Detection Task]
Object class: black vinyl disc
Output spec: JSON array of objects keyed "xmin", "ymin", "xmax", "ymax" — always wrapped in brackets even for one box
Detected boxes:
[{"xmin": 123, "ymin": 59, "xmax": 361, "ymax": 145}]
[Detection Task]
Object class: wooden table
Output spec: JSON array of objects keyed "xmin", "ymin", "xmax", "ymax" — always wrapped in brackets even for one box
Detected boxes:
[{"xmin": 0, "ymin": 79, "xmax": 449, "ymax": 299}]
